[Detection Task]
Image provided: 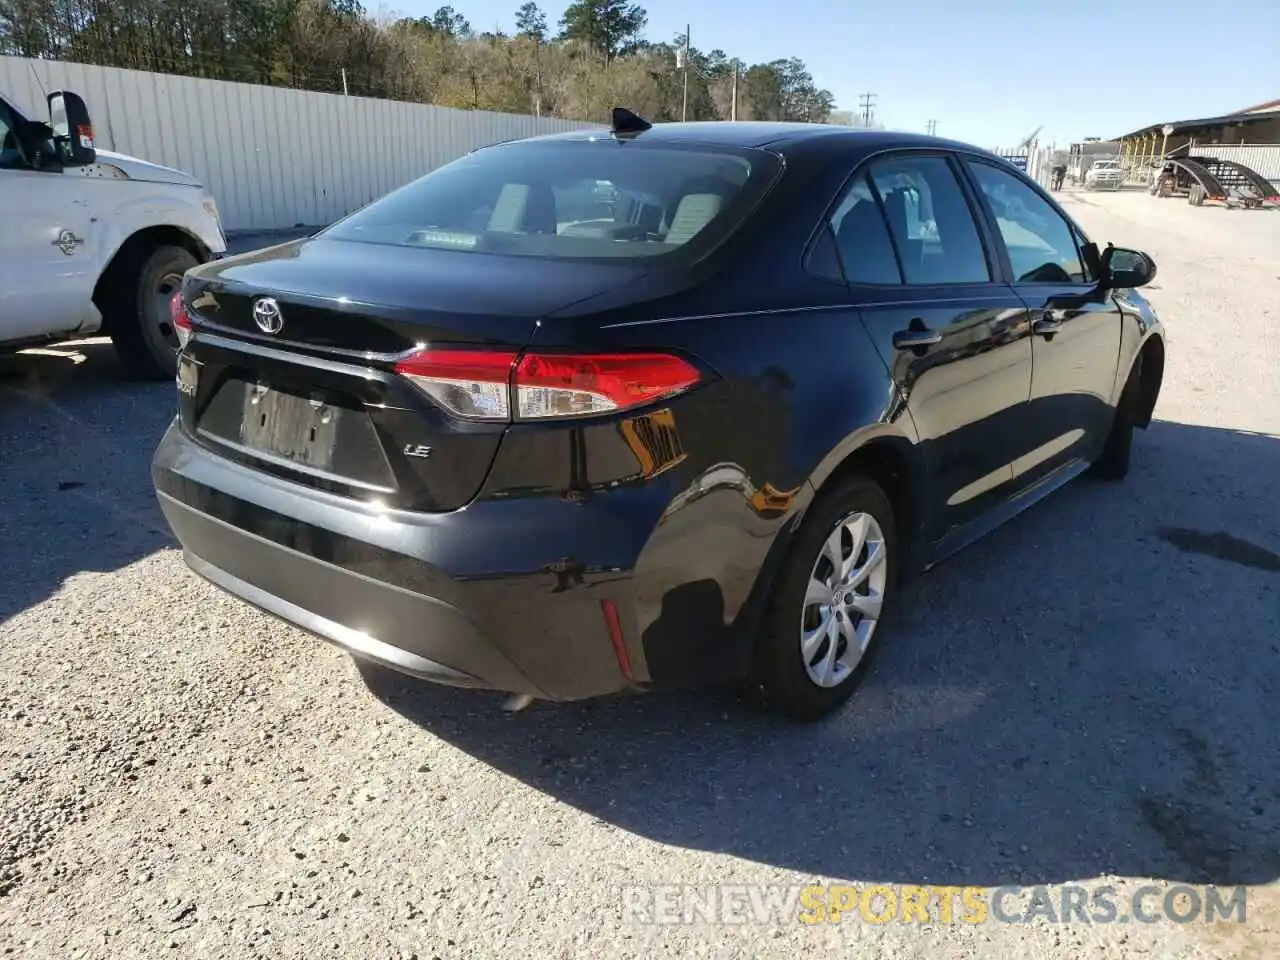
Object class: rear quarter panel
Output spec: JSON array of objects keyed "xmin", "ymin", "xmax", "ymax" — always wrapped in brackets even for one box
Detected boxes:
[
  {"xmin": 462, "ymin": 134, "xmax": 935, "ymax": 687},
  {"xmin": 522, "ymin": 161, "xmax": 918, "ymax": 684}
]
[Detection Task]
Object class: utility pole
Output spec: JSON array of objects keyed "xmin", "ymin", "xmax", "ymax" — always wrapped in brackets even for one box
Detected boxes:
[
  {"xmin": 681, "ymin": 24, "xmax": 691, "ymax": 122},
  {"xmin": 926, "ymin": 119, "xmax": 937, "ymax": 137},
  {"xmin": 533, "ymin": 36, "xmax": 542, "ymax": 117},
  {"xmin": 341, "ymin": 67, "xmax": 349, "ymax": 96},
  {"xmin": 730, "ymin": 64, "xmax": 738, "ymax": 121},
  {"xmin": 858, "ymin": 91, "xmax": 876, "ymax": 128}
]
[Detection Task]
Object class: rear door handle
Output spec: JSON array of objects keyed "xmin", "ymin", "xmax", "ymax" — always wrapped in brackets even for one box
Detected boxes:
[{"xmin": 893, "ymin": 325, "xmax": 942, "ymax": 350}]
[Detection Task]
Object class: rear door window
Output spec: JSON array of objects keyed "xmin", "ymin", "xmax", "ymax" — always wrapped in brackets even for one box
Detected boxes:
[
  {"xmin": 863, "ymin": 155, "xmax": 992, "ymax": 285},
  {"xmin": 827, "ymin": 172, "xmax": 903, "ymax": 285}
]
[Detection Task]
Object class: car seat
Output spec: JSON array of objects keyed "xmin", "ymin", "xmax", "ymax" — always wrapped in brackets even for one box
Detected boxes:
[
  {"xmin": 663, "ymin": 175, "xmax": 737, "ymax": 246},
  {"xmin": 487, "ymin": 181, "xmax": 558, "ymax": 235}
]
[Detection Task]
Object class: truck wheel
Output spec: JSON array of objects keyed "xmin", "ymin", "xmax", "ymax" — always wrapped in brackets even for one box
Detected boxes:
[{"xmin": 108, "ymin": 244, "xmax": 199, "ymax": 381}]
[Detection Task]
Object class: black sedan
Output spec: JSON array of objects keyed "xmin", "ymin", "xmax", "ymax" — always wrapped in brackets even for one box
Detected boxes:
[{"xmin": 152, "ymin": 113, "xmax": 1165, "ymax": 720}]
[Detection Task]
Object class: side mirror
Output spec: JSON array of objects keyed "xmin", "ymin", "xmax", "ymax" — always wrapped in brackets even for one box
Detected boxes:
[
  {"xmin": 1101, "ymin": 245, "xmax": 1156, "ymax": 289},
  {"xmin": 47, "ymin": 90, "xmax": 96, "ymax": 165}
]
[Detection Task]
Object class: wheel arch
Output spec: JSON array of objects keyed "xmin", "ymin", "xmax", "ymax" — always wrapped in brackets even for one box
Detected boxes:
[
  {"xmin": 721, "ymin": 428, "xmax": 928, "ymax": 687},
  {"xmin": 92, "ymin": 225, "xmax": 210, "ymax": 329},
  {"xmin": 1130, "ymin": 333, "xmax": 1165, "ymax": 429},
  {"xmin": 809, "ymin": 432, "xmax": 928, "ymax": 576},
  {"xmin": 741, "ymin": 433, "xmax": 925, "ymax": 718}
]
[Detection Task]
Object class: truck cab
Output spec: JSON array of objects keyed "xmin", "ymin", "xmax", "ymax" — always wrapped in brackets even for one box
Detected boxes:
[{"xmin": 0, "ymin": 89, "xmax": 226, "ymax": 378}]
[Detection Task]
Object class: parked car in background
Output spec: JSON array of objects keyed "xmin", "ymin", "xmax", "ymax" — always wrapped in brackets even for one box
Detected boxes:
[
  {"xmin": 0, "ymin": 88, "xmax": 225, "ymax": 378},
  {"xmin": 1085, "ymin": 159, "xmax": 1125, "ymax": 191},
  {"xmin": 152, "ymin": 115, "xmax": 1165, "ymax": 721}
]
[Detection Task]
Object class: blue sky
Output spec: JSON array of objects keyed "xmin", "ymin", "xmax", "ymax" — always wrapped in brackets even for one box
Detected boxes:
[{"xmin": 387, "ymin": 0, "xmax": 1277, "ymax": 147}]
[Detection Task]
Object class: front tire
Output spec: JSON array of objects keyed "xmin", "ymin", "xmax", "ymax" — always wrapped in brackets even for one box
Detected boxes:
[
  {"xmin": 106, "ymin": 244, "xmax": 199, "ymax": 381},
  {"xmin": 753, "ymin": 475, "xmax": 898, "ymax": 721}
]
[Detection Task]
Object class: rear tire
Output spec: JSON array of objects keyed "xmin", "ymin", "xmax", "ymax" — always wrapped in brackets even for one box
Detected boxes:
[
  {"xmin": 106, "ymin": 244, "xmax": 199, "ymax": 381},
  {"xmin": 1090, "ymin": 360, "xmax": 1140, "ymax": 482},
  {"xmin": 752, "ymin": 474, "xmax": 898, "ymax": 721}
]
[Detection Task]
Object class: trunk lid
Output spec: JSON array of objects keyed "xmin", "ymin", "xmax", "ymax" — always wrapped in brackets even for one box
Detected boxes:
[
  {"xmin": 178, "ymin": 235, "xmax": 647, "ymax": 512},
  {"xmin": 188, "ymin": 235, "xmax": 644, "ymax": 352}
]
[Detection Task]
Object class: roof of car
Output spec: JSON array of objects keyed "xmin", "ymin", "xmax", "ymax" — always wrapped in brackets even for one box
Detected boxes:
[{"xmin": 521, "ymin": 121, "xmax": 977, "ymax": 152}]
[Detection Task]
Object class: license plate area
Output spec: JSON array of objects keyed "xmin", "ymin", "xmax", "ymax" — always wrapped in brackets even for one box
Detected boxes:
[
  {"xmin": 193, "ymin": 372, "xmax": 396, "ymax": 493},
  {"xmin": 239, "ymin": 382, "xmax": 342, "ymax": 470}
]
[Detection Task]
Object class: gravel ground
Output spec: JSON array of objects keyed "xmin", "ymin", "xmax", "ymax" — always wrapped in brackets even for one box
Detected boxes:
[{"xmin": 1, "ymin": 189, "xmax": 1278, "ymax": 959}]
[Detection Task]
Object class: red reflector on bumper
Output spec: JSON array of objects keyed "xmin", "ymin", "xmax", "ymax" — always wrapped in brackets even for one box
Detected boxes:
[{"xmin": 600, "ymin": 598, "xmax": 632, "ymax": 681}]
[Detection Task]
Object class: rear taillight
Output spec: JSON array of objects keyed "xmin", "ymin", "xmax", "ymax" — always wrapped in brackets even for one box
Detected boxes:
[
  {"xmin": 170, "ymin": 291, "xmax": 192, "ymax": 349},
  {"xmin": 515, "ymin": 352, "xmax": 703, "ymax": 418},
  {"xmin": 395, "ymin": 350, "xmax": 517, "ymax": 420},
  {"xmin": 394, "ymin": 349, "xmax": 704, "ymax": 421}
]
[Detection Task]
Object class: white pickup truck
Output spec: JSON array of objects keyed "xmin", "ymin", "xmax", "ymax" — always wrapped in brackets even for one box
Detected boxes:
[
  {"xmin": 1084, "ymin": 158, "xmax": 1125, "ymax": 191},
  {"xmin": 0, "ymin": 88, "xmax": 226, "ymax": 379}
]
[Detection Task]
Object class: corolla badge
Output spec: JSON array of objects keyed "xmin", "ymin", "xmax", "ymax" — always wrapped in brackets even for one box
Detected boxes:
[{"xmin": 252, "ymin": 297, "xmax": 284, "ymax": 334}]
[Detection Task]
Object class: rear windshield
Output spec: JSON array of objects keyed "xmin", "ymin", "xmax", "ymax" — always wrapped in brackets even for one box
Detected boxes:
[{"xmin": 322, "ymin": 138, "xmax": 780, "ymax": 261}]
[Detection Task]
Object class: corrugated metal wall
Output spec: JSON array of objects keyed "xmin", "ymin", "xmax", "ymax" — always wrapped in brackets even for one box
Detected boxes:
[
  {"xmin": 1187, "ymin": 143, "xmax": 1280, "ymax": 183},
  {"xmin": 1, "ymin": 56, "xmax": 600, "ymax": 232}
]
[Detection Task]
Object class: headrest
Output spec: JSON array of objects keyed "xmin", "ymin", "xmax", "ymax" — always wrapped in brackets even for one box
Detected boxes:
[
  {"xmin": 665, "ymin": 194, "xmax": 723, "ymax": 246},
  {"xmin": 488, "ymin": 182, "xmax": 556, "ymax": 234}
]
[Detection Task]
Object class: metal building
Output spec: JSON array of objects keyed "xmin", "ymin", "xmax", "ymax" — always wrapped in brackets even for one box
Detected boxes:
[{"xmin": 1115, "ymin": 99, "xmax": 1280, "ymax": 185}]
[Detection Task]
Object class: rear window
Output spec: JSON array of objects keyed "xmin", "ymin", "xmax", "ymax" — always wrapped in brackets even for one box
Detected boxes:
[{"xmin": 322, "ymin": 138, "xmax": 780, "ymax": 261}]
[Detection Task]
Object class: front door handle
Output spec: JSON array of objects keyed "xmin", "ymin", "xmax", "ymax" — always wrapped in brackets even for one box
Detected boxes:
[
  {"xmin": 893, "ymin": 325, "xmax": 942, "ymax": 351},
  {"xmin": 1033, "ymin": 315, "xmax": 1063, "ymax": 339}
]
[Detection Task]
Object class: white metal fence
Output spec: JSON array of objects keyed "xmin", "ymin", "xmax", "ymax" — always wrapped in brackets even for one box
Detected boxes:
[
  {"xmin": 1182, "ymin": 143, "xmax": 1280, "ymax": 183},
  {"xmin": 1, "ymin": 55, "xmax": 599, "ymax": 233},
  {"xmin": 990, "ymin": 146, "xmax": 1054, "ymax": 186}
]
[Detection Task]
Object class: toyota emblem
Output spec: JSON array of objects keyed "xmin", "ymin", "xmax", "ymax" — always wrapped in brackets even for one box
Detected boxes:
[{"xmin": 252, "ymin": 297, "xmax": 284, "ymax": 334}]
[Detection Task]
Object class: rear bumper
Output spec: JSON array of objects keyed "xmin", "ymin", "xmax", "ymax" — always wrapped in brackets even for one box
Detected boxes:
[
  {"xmin": 152, "ymin": 421, "xmax": 651, "ymax": 701},
  {"xmin": 158, "ymin": 492, "xmax": 538, "ymax": 692}
]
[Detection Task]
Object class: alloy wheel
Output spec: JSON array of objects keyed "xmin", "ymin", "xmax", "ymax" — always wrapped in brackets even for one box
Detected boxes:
[{"xmin": 799, "ymin": 511, "xmax": 888, "ymax": 688}]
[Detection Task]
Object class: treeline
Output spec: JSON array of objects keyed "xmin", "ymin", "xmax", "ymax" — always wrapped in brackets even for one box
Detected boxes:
[{"xmin": 0, "ymin": 0, "xmax": 838, "ymax": 124}]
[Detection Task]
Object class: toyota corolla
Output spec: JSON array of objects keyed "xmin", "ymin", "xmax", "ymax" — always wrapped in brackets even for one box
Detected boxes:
[{"xmin": 152, "ymin": 111, "xmax": 1165, "ymax": 720}]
